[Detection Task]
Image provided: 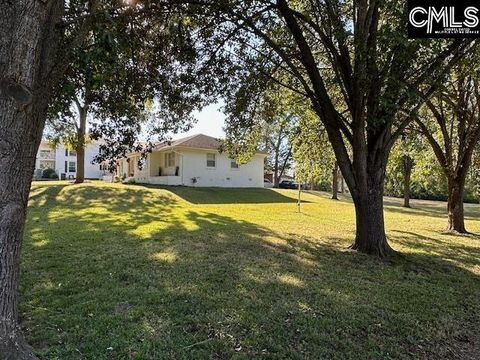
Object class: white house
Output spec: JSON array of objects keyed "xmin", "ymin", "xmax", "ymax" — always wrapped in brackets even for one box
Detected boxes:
[
  {"xmin": 117, "ymin": 134, "xmax": 267, "ymax": 187},
  {"xmin": 35, "ymin": 141, "xmax": 104, "ymax": 180}
]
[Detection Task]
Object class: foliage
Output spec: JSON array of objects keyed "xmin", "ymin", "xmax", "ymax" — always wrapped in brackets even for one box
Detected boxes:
[
  {"xmin": 23, "ymin": 182, "xmax": 480, "ymax": 358},
  {"xmin": 222, "ymin": 84, "xmax": 298, "ymax": 168},
  {"xmin": 48, "ymin": 1, "xmax": 214, "ymax": 167},
  {"xmin": 175, "ymin": 0, "xmax": 475, "ymax": 254},
  {"xmin": 293, "ymin": 110, "xmax": 336, "ymax": 188},
  {"xmin": 386, "ymin": 131, "xmax": 426, "ymax": 198},
  {"xmin": 41, "ymin": 168, "xmax": 58, "ymax": 180},
  {"xmin": 182, "ymin": 0, "xmax": 472, "ymax": 197},
  {"xmin": 386, "ymin": 140, "xmax": 479, "ymax": 203},
  {"xmin": 412, "ymin": 52, "xmax": 480, "ymax": 211}
]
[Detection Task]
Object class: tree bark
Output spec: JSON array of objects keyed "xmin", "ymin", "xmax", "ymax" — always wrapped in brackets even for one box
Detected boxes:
[
  {"xmin": 74, "ymin": 107, "xmax": 87, "ymax": 184},
  {"xmin": 403, "ymin": 155, "xmax": 413, "ymax": 208},
  {"xmin": 344, "ymin": 145, "xmax": 396, "ymax": 257},
  {"xmin": 331, "ymin": 162, "xmax": 338, "ymax": 200},
  {"xmin": 446, "ymin": 176, "xmax": 467, "ymax": 233},
  {"xmin": 350, "ymin": 180, "xmax": 395, "ymax": 257},
  {"xmin": 0, "ymin": 1, "xmax": 63, "ymax": 358}
]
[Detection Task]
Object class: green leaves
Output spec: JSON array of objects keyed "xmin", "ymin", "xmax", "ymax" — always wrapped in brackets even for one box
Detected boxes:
[{"xmin": 48, "ymin": 0, "xmax": 209, "ymax": 163}]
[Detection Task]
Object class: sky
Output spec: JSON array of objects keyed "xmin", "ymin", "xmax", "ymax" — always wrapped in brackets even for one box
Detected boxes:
[{"xmin": 172, "ymin": 103, "xmax": 226, "ymax": 140}]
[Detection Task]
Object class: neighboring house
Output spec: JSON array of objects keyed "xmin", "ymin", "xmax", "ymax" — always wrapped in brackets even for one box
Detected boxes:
[
  {"xmin": 34, "ymin": 141, "xmax": 104, "ymax": 180},
  {"xmin": 117, "ymin": 134, "xmax": 267, "ymax": 187}
]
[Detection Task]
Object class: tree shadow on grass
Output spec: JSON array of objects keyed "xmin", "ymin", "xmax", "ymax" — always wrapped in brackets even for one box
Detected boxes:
[
  {"xmin": 21, "ymin": 184, "xmax": 480, "ymax": 360},
  {"xmin": 391, "ymin": 230, "xmax": 480, "ymax": 268}
]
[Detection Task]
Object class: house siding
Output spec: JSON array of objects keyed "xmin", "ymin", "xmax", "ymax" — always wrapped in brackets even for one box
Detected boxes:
[{"xmin": 180, "ymin": 149, "xmax": 264, "ymax": 188}]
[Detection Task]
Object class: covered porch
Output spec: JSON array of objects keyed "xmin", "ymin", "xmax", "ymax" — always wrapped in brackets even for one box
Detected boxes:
[{"xmin": 120, "ymin": 150, "xmax": 184, "ymax": 185}]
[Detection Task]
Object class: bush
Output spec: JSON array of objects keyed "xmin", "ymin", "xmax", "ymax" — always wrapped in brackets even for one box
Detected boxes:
[
  {"xmin": 113, "ymin": 175, "xmax": 121, "ymax": 183},
  {"xmin": 42, "ymin": 168, "xmax": 57, "ymax": 179}
]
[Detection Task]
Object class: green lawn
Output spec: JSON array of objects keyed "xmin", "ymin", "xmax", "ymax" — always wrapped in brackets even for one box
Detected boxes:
[{"xmin": 22, "ymin": 182, "xmax": 480, "ymax": 359}]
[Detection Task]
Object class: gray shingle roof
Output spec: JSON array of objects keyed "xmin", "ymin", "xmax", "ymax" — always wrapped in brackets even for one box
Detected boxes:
[{"xmin": 154, "ymin": 134, "xmax": 268, "ymax": 155}]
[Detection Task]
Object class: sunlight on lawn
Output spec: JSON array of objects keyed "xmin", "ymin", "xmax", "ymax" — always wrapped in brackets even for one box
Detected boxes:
[
  {"xmin": 150, "ymin": 250, "xmax": 178, "ymax": 263},
  {"xmin": 21, "ymin": 181, "xmax": 480, "ymax": 359},
  {"xmin": 277, "ymin": 274, "xmax": 305, "ymax": 287}
]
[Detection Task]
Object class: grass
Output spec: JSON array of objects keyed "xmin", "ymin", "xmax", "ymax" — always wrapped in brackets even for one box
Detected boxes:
[{"xmin": 21, "ymin": 181, "xmax": 480, "ymax": 359}]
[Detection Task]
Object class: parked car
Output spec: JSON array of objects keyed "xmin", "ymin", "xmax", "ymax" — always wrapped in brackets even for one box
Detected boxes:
[
  {"xmin": 279, "ymin": 180, "xmax": 298, "ymax": 189},
  {"xmin": 264, "ymin": 178, "xmax": 274, "ymax": 188},
  {"xmin": 279, "ymin": 180, "xmax": 306, "ymax": 190}
]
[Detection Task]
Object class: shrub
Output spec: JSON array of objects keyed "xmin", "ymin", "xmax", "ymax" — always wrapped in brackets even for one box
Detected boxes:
[{"xmin": 42, "ymin": 168, "xmax": 57, "ymax": 179}]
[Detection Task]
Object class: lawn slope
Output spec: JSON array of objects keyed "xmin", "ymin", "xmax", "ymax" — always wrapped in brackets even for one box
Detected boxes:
[{"xmin": 21, "ymin": 182, "xmax": 480, "ymax": 359}]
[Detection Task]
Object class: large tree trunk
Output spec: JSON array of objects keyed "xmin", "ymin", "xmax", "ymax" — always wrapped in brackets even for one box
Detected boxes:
[
  {"xmin": 344, "ymin": 146, "xmax": 396, "ymax": 257},
  {"xmin": 0, "ymin": 1, "xmax": 62, "ymax": 358},
  {"xmin": 446, "ymin": 176, "xmax": 467, "ymax": 233},
  {"xmin": 350, "ymin": 181, "xmax": 395, "ymax": 257},
  {"xmin": 331, "ymin": 162, "xmax": 338, "ymax": 200},
  {"xmin": 403, "ymin": 155, "xmax": 413, "ymax": 208},
  {"xmin": 74, "ymin": 107, "xmax": 87, "ymax": 184},
  {"xmin": 75, "ymin": 143, "xmax": 86, "ymax": 183}
]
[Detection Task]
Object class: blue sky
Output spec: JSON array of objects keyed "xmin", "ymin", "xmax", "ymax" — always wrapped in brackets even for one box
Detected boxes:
[{"xmin": 172, "ymin": 103, "xmax": 226, "ymax": 140}]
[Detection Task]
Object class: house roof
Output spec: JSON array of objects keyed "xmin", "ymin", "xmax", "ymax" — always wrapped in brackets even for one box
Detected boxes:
[
  {"xmin": 155, "ymin": 134, "xmax": 268, "ymax": 155},
  {"xmin": 155, "ymin": 134, "xmax": 221, "ymax": 151}
]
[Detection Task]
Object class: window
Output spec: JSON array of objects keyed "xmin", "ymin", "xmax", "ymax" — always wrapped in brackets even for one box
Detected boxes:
[
  {"xmin": 68, "ymin": 161, "xmax": 76, "ymax": 173},
  {"xmin": 64, "ymin": 161, "xmax": 68, "ymax": 173},
  {"xmin": 230, "ymin": 159, "xmax": 239, "ymax": 169},
  {"xmin": 165, "ymin": 152, "xmax": 175, "ymax": 167},
  {"xmin": 206, "ymin": 153, "xmax": 216, "ymax": 168},
  {"xmin": 65, "ymin": 149, "xmax": 76, "ymax": 157}
]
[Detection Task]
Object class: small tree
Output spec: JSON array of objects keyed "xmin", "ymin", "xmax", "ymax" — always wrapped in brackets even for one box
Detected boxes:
[
  {"xmin": 222, "ymin": 84, "xmax": 297, "ymax": 184},
  {"xmin": 293, "ymin": 110, "xmax": 337, "ymax": 194},
  {"xmin": 386, "ymin": 131, "xmax": 426, "ymax": 207},
  {"xmin": 263, "ymin": 117, "xmax": 295, "ymax": 188}
]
